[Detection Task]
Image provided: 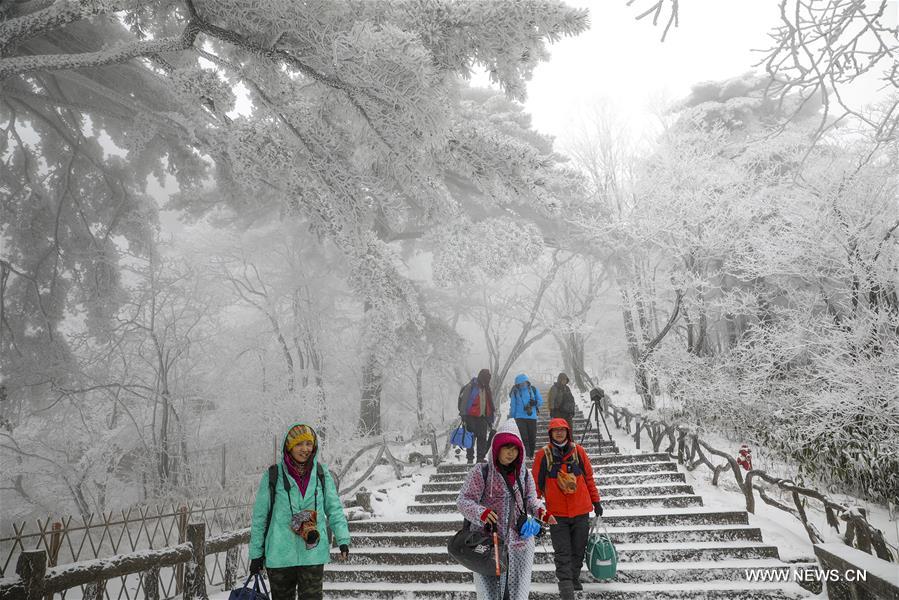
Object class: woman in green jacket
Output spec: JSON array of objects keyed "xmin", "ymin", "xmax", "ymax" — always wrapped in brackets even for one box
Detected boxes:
[{"xmin": 248, "ymin": 423, "xmax": 350, "ymax": 600}]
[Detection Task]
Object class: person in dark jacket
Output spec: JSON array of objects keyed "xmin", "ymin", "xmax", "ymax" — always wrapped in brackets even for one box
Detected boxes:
[
  {"xmin": 458, "ymin": 368, "xmax": 496, "ymax": 464},
  {"xmin": 508, "ymin": 373, "xmax": 543, "ymax": 459},
  {"xmin": 548, "ymin": 373, "xmax": 576, "ymax": 433},
  {"xmin": 248, "ymin": 423, "xmax": 351, "ymax": 600}
]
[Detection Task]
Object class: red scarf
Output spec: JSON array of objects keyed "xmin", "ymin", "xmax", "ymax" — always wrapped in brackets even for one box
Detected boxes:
[{"xmin": 283, "ymin": 450, "xmax": 312, "ymax": 496}]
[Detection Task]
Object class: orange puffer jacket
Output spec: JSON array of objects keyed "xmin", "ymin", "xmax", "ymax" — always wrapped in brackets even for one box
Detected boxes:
[{"xmin": 531, "ymin": 418, "xmax": 600, "ymax": 518}]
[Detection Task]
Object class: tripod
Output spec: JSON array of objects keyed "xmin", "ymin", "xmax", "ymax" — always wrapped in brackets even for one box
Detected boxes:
[{"xmin": 580, "ymin": 389, "xmax": 613, "ymax": 454}]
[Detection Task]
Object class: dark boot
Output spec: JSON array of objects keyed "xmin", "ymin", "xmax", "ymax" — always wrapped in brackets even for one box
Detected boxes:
[
  {"xmin": 558, "ymin": 580, "xmax": 575, "ymax": 600},
  {"xmin": 572, "ymin": 579, "xmax": 583, "ymax": 591}
]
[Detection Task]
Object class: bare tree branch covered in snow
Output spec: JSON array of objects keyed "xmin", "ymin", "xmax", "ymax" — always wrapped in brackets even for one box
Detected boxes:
[
  {"xmin": 629, "ymin": 0, "xmax": 898, "ymax": 143},
  {"xmin": 758, "ymin": 0, "xmax": 898, "ymax": 143}
]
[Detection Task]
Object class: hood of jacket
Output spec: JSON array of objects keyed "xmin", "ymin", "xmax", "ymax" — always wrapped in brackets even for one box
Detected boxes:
[
  {"xmin": 513, "ymin": 373, "xmax": 529, "ymax": 386},
  {"xmin": 547, "ymin": 417, "xmax": 572, "ymax": 443},
  {"xmin": 477, "ymin": 368, "xmax": 492, "ymax": 388},
  {"xmin": 488, "ymin": 418, "xmax": 525, "ymax": 476},
  {"xmin": 556, "ymin": 372, "xmax": 569, "ymax": 386}
]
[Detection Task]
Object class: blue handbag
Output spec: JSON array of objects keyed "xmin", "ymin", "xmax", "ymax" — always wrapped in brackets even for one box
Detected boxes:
[
  {"xmin": 229, "ymin": 574, "xmax": 270, "ymax": 600},
  {"xmin": 450, "ymin": 421, "xmax": 474, "ymax": 449}
]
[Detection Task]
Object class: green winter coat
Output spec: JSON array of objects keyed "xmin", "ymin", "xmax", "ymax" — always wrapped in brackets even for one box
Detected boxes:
[{"xmin": 248, "ymin": 424, "xmax": 351, "ymax": 567}]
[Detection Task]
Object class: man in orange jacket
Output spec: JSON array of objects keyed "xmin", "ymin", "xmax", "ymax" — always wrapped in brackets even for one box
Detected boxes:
[{"xmin": 532, "ymin": 418, "xmax": 602, "ymax": 599}]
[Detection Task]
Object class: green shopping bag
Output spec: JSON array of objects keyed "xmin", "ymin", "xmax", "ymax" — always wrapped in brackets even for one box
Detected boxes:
[{"xmin": 585, "ymin": 515, "xmax": 617, "ymax": 580}]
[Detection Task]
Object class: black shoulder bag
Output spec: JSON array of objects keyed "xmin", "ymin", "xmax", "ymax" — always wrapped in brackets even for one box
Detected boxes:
[{"xmin": 447, "ymin": 464, "xmax": 509, "ymax": 576}]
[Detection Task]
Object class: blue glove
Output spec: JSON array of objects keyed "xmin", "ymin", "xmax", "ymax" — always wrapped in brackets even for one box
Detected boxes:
[{"xmin": 518, "ymin": 516, "xmax": 542, "ymax": 539}]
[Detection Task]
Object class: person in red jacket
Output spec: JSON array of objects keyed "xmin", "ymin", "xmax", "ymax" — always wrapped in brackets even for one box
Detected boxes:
[{"xmin": 531, "ymin": 418, "xmax": 602, "ymax": 600}]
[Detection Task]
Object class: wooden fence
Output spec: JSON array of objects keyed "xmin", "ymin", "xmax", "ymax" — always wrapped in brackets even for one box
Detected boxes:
[
  {"xmin": 601, "ymin": 398, "xmax": 897, "ymax": 563},
  {"xmin": 0, "ymin": 522, "xmax": 244, "ymax": 600}
]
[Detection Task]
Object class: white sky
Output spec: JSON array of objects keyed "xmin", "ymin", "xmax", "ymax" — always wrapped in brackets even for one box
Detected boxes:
[{"xmin": 474, "ymin": 0, "xmax": 896, "ymax": 150}]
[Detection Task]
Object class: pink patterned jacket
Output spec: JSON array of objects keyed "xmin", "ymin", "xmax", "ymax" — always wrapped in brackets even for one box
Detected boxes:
[{"xmin": 456, "ymin": 462, "xmax": 544, "ymax": 549}]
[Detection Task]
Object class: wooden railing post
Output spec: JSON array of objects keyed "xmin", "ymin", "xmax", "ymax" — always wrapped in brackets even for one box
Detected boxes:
[
  {"xmin": 44, "ymin": 521, "xmax": 62, "ymax": 600},
  {"xmin": 355, "ymin": 489, "xmax": 372, "ymax": 512},
  {"xmin": 83, "ymin": 578, "xmax": 105, "ymax": 600},
  {"xmin": 429, "ymin": 429, "xmax": 440, "ymax": 466},
  {"xmin": 223, "ymin": 547, "xmax": 239, "ymax": 591},
  {"xmin": 633, "ymin": 416, "xmax": 641, "ymax": 450},
  {"xmin": 183, "ymin": 522, "xmax": 207, "ymax": 600},
  {"xmin": 175, "ymin": 506, "xmax": 188, "ymax": 594},
  {"xmin": 16, "ymin": 550, "xmax": 46, "ymax": 600},
  {"xmin": 143, "ymin": 566, "xmax": 160, "ymax": 600}
]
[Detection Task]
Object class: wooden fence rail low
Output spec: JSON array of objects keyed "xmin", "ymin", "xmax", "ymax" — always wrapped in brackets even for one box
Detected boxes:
[
  {"xmin": 602, "ymin": 399, "xmax": 897, "ymax": 563},
  {"xmin": 0, "ymin": 522, "xmax": 248, "ymax": 600}
]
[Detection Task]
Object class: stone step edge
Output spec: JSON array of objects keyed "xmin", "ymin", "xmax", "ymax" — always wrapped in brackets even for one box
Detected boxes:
[
  {"xmin": 323, "ymin": 581, "xmax": 809, "ymax": 592},
  {"xmin": 347, "ymin": 524, "xmax": 765, "ymax": 536},
  {"xmin": 332, "ymin": 542, "xmax": 781, "ymax": 554},
  {"xmin": 324, "ymin": 560, "xmax": 818, "ymax": 572}
]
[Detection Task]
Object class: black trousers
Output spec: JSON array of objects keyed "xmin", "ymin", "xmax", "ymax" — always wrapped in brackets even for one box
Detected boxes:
[
  {"xmin": 462, "ymin": 415, "xmax": 491, "ymax": 461},
  {"xmin": 549, "ymin": 514, "xmax": 590, "ymax": 583},
  {"xmin": 514, "ymin": 418, "xmax": 537, "ymax": 458},
  {"xmin": 266, "ymin": 564, "xmax": 325, "ymax": 600}
]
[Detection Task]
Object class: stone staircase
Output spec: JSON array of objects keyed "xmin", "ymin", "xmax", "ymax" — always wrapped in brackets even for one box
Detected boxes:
[{"xmin": 324, "ymin": 394, "xmax": 817, "ymax": 599}]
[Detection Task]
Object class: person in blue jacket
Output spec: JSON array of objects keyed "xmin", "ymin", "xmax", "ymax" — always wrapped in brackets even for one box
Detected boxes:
[{"xmin": 508, "ymin": 373, "xmax": 543, "ymax": 459}]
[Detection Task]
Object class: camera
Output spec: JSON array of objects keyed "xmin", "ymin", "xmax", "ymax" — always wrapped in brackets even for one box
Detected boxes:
[
  {"xmin": 590, "ymin": 387, "xmax": 605, "ymax": 407},
  {"xmin": 525, "ymin": 399, "xmax": 537, "ymax": 416},
  {"xmin": 290, "ymin": 509, "xmax": 319, "ymax": 547}
]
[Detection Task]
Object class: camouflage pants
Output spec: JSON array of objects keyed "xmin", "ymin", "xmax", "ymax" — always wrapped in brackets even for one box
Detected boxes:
[{"xmin": 266, "ymin": 564, "xmax": 324, "ymax": 600}]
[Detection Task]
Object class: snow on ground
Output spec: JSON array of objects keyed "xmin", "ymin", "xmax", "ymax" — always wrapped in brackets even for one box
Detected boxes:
[{"xmin": 582, "ymin": 383, "xmax": 899, "ymax": 555}]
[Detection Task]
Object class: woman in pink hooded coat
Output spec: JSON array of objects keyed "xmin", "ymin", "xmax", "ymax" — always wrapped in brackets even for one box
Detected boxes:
[{"xmin": 456, "ymin": 419, "xmax": 548, "ymax": 600}]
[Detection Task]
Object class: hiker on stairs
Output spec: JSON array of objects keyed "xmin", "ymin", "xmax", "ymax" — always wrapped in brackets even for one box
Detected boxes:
[
  {"xmin": 247, "ymin": 423, "xmax": 351, "ymax": 600},
  {"xmin": 532, "ymin": 418, "xmax": 602, "ymax": 600},
  {"xmin": 457, "ymin": 419, "xmax": 550, "ymax": 600},
  {"xmin": 547, "ymin": 373, "xmax": 576, "ymax": 435},
  {"xmin": 458, "ymin": 368, "xmax": 497, "ymax": 465},
  {"xmin": 507, "ymin": 373, "xmax": 543, "ymax": 459}
]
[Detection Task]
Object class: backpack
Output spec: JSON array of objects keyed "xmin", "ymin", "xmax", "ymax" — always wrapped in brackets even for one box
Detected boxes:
[
  {"xmin": 538, "ymin": 444, "xmax": 583, "ymax": 495},
  {"xmin": 261, "ymin": 463, "xmax": 327, "ymax": 556}
]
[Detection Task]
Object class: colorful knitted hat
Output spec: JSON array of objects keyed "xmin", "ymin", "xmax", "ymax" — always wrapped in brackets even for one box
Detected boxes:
[{"xmin": 285, "ymin": 424, "xmax": 315, "ymax": 452}]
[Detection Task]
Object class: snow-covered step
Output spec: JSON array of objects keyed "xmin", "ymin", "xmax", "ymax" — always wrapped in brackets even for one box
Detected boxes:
[
  {"xmin": 533, "ymin": 441, "xmax": 618, "ymax": 452},
  {"xmin": 414, "ymin": 483, "xmax": 695, "ymax": 503},
  {"xmin": 598, "ymin": 471, "xmax": 687, "ymax": 485},
  {"xmin": 407, "ymin": 493, "xmax": 703, "ymax": 513},
  {"xmin": 420, "ymin": 480, "xmax": 692, "ymax": 495},
  {"xmin": 347, "ymin": 510, "xmax": 750, "ymax": 533},
  {"xmin": 333, "ymin": 542, "xmax": 781, "ymax": 565},
  {"xmin": 592, "ymin": 452, "xmax": 673, "ymax": 464},
  {"xmin": 321, "ymin": 560, "xmax": 818, "ymax": 585},
  {"xmin": 415, "ymin": 482, "xmax": 693, "ymax": 503},
  {"xmin": 508, "ymin": 452, "xmax": 672, "ymax": 467},
  {"xmin": 598, "ymin": 483, "xmax": 696, "ymax": 497},
  {"xmin": 430, "ymin": 460, "xmax": 678, "ymax": 482},
  {"xmin": 323, "ymin": 580, "xmax": 811, "ymax": 599},
  {"xmin": 348, "ymin": 524, "xmax": 767, "ymax": 547}
]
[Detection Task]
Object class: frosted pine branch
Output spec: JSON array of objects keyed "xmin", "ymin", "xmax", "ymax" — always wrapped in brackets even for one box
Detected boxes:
[
  {"xmin": 0, "ymin": 0, "xmax": 134, "ymax": 51},
  {"xmin": 0, "ymin": 24, "xmax": 200, "ymax": 78}
]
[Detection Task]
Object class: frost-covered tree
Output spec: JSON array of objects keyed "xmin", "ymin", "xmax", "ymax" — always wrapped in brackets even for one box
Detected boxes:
[
  {"xmin": 1, "ymin": 246, "xmax": 221, "ymax": 516},
  {"xmin": 1, "ymin": 0, "xmax": 589, "ymax": 436},
  {"xmin": 608, "ymin": 75, "xmax": 899, "ymax": 501}
]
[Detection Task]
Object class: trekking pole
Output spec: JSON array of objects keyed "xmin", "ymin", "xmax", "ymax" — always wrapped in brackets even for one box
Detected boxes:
[{"xmin": 493, "ymin": 530, "xmax": 501, "ymax": 576}]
